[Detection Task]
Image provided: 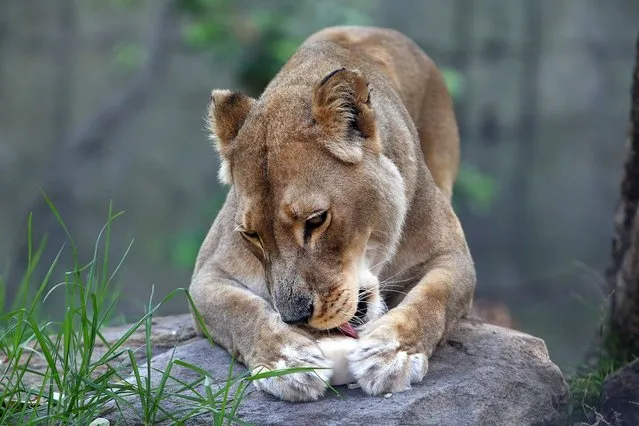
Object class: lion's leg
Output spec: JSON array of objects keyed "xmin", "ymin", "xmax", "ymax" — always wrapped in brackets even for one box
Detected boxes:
[
  {"xmin": 348, "ymin": 255, "xmax": 475, "ymax": 395},
  {"xmin": 190, "ymin": 275, "xmax": 334, "ymax": 402}
]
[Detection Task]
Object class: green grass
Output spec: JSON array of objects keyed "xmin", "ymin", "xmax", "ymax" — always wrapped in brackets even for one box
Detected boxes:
[
  {"xmin": 566, "ymin": 354, "xmax": 627, "ymax": 423},
  {"xmin": 565, "ymin": 319, "xmax": 636, "ymax": 424},
  {"xmin": 0, "ymin": 199, "xmax": 326, "ymax": 425}
]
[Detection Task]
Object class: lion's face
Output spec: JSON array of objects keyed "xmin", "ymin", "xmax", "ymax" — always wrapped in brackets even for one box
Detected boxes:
[
  {"xmin": 207, "ymin": 69, "xmax": 408, "ymax": 331},
  {"xmin": 231, "ymin": 127, "xmax": 383, "ymax": 331}
]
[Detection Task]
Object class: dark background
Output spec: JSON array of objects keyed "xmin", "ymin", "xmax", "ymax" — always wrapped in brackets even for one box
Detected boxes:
[{"xmin": 1, "ymin": 0, "xmax": 638, "ymax": 374}]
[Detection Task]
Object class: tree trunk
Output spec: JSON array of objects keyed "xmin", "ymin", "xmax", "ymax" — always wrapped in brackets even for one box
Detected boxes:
[{"xmin": 606, "ymin": 32, "xmax": 639, "ymax": 358}]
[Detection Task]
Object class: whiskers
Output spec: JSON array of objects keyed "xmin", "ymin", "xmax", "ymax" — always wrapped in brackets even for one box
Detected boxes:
[
  {"xmin": 365, "ymin": 250, "xmax": 391, "ymax": 272},
  {"xmin": 365, "ymin": 230, "xmax": 397, "ymax": 271},
  {"xmin": 377, "ymin": 272, "xmax": 420, "ymax": 298},
  {"xmin": 379, "ymin": 271, "xmax": 419, "ymax": 287},
  {"xmin": 348, "ymin": 315, "xmax": 367, "ymax": 328},
  {"xmin": 378, "ymin": 287, "xmax": 410, "ymax": 297},
  {"xmin": 353, "ymin": 287, "xmax": 388, "ymax": 324},
  {"xmin": 357, "ymin": 287, "xmax": 377, "ymax": 300}
]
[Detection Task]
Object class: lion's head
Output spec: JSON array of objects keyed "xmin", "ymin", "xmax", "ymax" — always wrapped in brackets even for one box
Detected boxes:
[{"xmin": 206, "ymin": 68, "xmax": 408, "ymax": 332}]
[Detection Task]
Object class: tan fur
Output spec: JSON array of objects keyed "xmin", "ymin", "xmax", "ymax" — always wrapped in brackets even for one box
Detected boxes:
[{"xmin": 189, "ymin": 26, "xmax": 476, "ymax": 401}]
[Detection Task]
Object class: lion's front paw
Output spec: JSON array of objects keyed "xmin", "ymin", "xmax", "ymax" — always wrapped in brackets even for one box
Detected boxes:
[
  {"xmin": 251, "ymin": 343, "xmax": 333, "ymax": 402},
  {"xmin": 348, "ymin": 334, "xmax": 428, "ymax": 396}
]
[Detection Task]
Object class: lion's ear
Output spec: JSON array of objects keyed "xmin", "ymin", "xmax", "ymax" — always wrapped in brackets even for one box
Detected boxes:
[
  {"xmin": 311, "ymin": 68, "xmax": 378, "ymax": 163},
  {"xmin": 207, "ymin": 90, "xmax": 255, "ymax": 184}
]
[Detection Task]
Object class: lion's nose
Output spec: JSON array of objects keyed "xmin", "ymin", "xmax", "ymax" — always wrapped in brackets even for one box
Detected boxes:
[{"xmin": 280, "ymin": 300, "xmax": 314, "ymax": 325}]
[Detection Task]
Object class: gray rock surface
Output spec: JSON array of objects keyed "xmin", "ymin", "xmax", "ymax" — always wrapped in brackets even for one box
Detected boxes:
[
  {"xmin": 103, "ymin": 319, "xmax": 568, "ymax": 425},
  {"xmin": 599, "ymin": 358, "xmax": 639, "ymax": 425}
]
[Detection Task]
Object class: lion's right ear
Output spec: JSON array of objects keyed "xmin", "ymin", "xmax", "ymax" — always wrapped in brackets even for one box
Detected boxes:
[
  {"xmin": 311, "ymin": 68, "xmax": 378, "ymax": 163},
  {"xmin": 207, "ymin": 90, "xmax": 255, "ymax": 184}
]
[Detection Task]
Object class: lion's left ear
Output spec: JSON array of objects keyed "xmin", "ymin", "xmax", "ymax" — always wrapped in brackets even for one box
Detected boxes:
[
  {"xmin": 312, "ymin": 68, "xmax": 378, "ymax": 163},
  {"xmin": 207, "ymin": 89, "xmax": 256, "ymax": 184}
]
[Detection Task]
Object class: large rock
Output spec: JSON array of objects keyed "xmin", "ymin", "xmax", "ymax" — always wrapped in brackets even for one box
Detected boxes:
[
  {"xmin": 599, "ymin": 358, "xmax": 639, "ymax": 425},
  {"xmin": 103, "ymin": 319, "xmax": 568, "ymax": 425}
]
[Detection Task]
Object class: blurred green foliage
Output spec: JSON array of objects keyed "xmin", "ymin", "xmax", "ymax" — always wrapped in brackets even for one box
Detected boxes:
[
  {"xmin": 441, "ymin": 68, "xmax": 465, "ymax": 99},
  {"xmin": 168, "ymin": 195, "xmax": 227, "ymax": 270},
  {"xmin": 442, "ymin": 68, "xmax": 498, "ymax": 216},
  {"xmin": 454, "ymin": 164, "xmax": 498, "ymax": 216},
  {"xmin": 179, "ymin": 0, "xmax": 375, "ymax": 94},
  {"xmin": 111, "ymin": 42, "xmax": 144, "ymax": 74}
]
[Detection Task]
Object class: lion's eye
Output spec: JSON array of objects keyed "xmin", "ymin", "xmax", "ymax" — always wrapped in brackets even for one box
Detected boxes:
[
  {"xmin": 305, "ymin": 210, "xmax": 328, "ymax": 232},
  {"xmin": 240, "ymin": 230, "xmax": 261, "ymax": 246}
]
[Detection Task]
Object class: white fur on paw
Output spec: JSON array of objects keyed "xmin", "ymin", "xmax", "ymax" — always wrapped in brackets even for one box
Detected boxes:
[
  {"xmin": 409, "ymin": 353, "xmax": 428, "ymax": 382},
  {"xmin": 316, "ymin": 336, "xmax": 359, "ymax": 385},
  {"xmin": 348, "ymin": 337, "xmax": 428, "ymax": 396},
  {"xmin": 251, "ymin": 344, "xmax": 333, "ymax": 402}
]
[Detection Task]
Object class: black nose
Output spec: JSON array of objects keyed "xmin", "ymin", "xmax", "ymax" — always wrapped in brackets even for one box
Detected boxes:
[{"xmin": 280, "ymin": 302, "xmax": 314, "ymax": 325}]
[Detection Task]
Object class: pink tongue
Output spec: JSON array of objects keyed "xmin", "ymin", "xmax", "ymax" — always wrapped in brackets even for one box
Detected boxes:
[{"xmin": 338, "ymin": 322, "xmax": 359, "ymax": 339}]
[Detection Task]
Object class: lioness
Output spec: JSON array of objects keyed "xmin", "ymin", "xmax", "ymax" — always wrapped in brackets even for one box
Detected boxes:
[{"xmin": 189, "ymin": 26, "xmax": 476, "ymax": 402}]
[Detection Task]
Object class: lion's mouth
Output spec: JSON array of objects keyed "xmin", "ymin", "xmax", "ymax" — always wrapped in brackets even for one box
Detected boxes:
[{"xmin": 331, "ymin": 289, "xmax": 369, "ymax": 339}]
